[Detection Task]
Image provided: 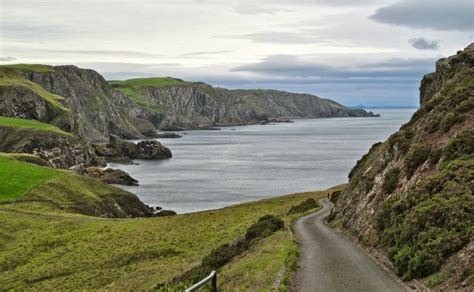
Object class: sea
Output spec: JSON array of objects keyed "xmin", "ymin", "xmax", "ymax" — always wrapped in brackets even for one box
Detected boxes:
[{"xmin": 109, "ymin": 108, "xmax": 416, "ymax": 213}]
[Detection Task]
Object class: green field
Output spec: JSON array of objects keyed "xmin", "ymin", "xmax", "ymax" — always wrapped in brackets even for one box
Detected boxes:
[
  {"xmin": 0, "ymin": 117, "xmax": 71, "ymax": 136},
  {"xmin": 0, "ymin": 185, "xmax": 339, "ymax": 290},
  {"xmin": 0, "ymin": 155, "xmax": 63, "ymax": 201}
]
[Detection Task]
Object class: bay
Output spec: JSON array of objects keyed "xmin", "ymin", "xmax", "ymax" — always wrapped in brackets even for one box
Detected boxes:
[{"xmin": 110, "ymin": 109, "xmax": 416, "ymax": 213}]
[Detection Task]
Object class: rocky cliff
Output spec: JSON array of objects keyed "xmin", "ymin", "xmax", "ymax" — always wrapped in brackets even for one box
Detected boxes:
[
  {"xmin": 111, "ymin": 78, "xmax": 376, "ymax": 129},
  {"xmin": 329, "ymin": 44, "xmax": 474, "ymax": 289},
  {"xmin": 0, "ymin": 64, "xmax": 157, "ymax": 142}
]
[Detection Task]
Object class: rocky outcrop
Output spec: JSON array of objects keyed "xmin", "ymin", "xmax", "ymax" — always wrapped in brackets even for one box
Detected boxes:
[
  {"xmin": 84, "ymin": 167, "xmax": 139, "ymax": 186},
  {"xmin": 329, "ymin": 44, "xmax": 474, "ymax": 289},
  {"xmin": 94, "ymin": 134, "xmax": 172, "ymax": 163},
  {"xmin": 0, "ymin": 126, "xmax": 97, "ymax": 169}
]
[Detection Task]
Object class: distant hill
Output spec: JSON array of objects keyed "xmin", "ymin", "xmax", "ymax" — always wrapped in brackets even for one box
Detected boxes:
[{"xmin": 0, "ymin": 64, "xmax": 375, "ymax": 142}]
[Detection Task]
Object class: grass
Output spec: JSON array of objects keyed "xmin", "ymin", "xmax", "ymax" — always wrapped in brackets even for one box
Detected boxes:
[
  {"xmin": 109, "ymin": 77, "xmax": 190, "ymax": 88},
  {"xmin": 0, "ymin": 117, "xmax": 71, "ymax": 136},
  {"xmin": 109, "ymin": 77, "xmax": 192, "ymax": 113},
  {"xmin": 0, "ymin": 186, "xmax": 339, "ymax": 290},
  {"xmin": 0, "ymin": 155, "xmax": 63, "ymax": 201},
  {"xmin": 0, "ymin": 69, "xmax": 69, "ymax": 111},
  {"xmin": 2, "ymin": 64, "xmax": 54, "ymax": 73},
  {"xmin": 21, "ymin": 173, "xmax": 152, "ymax": 218}
]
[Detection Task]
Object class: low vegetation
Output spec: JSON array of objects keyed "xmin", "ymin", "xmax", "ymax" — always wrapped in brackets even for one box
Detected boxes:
[
  {"xmin": 0, "ymin": 183, "xmax": 337, "ymax": 290},
  {"xmin": 160, "ymin": 215, "xmax": 284, "ymax": 289},
  {"xmin": 376, "ymin": 157, "xmax": 473, "ymax": 280},
  {"xmin": 382, "ymin": 167, "xmax": 400, "ymax": 193},
  {"xmin": 287, "ymin": 198, "xmax": 319, "ymax": 215},
  {"xmin": 405, "ymin": 144, "xmax": 432, "ymax": 177}
]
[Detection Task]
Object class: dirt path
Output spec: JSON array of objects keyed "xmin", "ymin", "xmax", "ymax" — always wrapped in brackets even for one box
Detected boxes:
[{"xmin": 293, "ymin": 198, "xmax": 406, "ymax": 292}]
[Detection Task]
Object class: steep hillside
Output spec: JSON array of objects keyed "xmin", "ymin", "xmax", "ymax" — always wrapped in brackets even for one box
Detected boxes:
[
  {"xmin": 329, "ymin": 44, "xmax": 474, "ymax": 289},
  {"xmin": 0, "ymin": 65, "xmax": 157, "ymax": 142},
  {"xmin": 110, "ymin": 78, "xmax": 376, "ymax": 129}
]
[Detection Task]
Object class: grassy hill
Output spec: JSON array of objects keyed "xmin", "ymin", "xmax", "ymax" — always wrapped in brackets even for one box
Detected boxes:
[
  {"xmin": 0, "ymin": 157, "xmax": 340, "ymax": 290},
  {"xmin": 0, "ymin": 155, "xmax": 64, "ymax": 201}
]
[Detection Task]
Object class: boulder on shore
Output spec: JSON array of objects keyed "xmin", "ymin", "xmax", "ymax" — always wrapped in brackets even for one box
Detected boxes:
[
  {"xmin": 94, "ymin": 134, "xmax": 172, "ymax": 163},
  {"xmin": 156, "ymin": 132, "xmax": 182, "ymax": 139}
]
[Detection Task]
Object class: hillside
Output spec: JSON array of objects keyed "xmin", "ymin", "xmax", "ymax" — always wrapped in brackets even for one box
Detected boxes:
[
  {"xmin": 329, "ymin": 44, "xmax": 474, "ymax": 289},
  {"xmin": 0, "ymin": 152, "xmax": 337, "ymax": 290},
  {"xmin": 0, "ymin": 64, "xmax": 375, "ymax": 142}
]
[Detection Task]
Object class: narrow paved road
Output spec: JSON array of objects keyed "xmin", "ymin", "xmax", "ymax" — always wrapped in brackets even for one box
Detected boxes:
[{"xmin": 293, "ymin": 198, "xmax": 406, "ymax": 292}]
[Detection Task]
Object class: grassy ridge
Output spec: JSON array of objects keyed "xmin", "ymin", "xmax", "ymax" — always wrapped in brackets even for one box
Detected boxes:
[
  {"xmin": 109, "ymin": 77, "xmax": 191, "ymax": 113},
  {"xmin": 0, "ymin": 187, "xmax": 337, "ymax": 290},
  {"xmin": 0, "ymin": 155, "xmax": 63, "ymax": 201},
  {"xmin": 2, "ymin": 64, "xmax": 54, "ymax": 73},
  {"xmin": 0, "ymin": 117, "xmax": 71, "ymax": 136}
]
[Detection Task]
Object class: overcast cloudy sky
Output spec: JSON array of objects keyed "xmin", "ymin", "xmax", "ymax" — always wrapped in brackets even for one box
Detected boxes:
[{"xmin": 1, "ymin": 0, "xmax": 473, "ymax": 106}]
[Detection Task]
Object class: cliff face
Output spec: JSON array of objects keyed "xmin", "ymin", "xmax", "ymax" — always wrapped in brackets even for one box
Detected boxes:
[
  {"xmin": 112, "ymin": 80, "xmax": 376, "ymax": 129},
  {"xmin": 329, "ymin": 44, "xmax": 474, "ymax": 289}
]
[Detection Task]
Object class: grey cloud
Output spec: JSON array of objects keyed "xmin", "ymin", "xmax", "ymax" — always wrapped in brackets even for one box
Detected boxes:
[
  {"xmin": 409, "ymin": 38, "xmax": 440, "ymax": 50},
  {"xmin": 370, "ymin": 0, "xmax": 474, "ymax": 31},
  {"xmin": 231, "ymin": 55, "xmax": 435, "ymax": 79}
]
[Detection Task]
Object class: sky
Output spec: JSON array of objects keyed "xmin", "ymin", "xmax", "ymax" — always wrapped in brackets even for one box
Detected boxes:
[{"xmin": 1, "ymin": 0, "xmax": 473, "ymax": 107}]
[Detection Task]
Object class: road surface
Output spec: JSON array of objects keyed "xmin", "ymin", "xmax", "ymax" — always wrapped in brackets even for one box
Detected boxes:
[{"xmin": 293, "ymin": 198, "xmax": 406, "ymax": 292}]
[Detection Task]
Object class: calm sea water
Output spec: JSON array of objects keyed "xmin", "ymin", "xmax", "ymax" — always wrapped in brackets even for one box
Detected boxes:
[{"xmin": 110, "ymin": 109, "xmax": 415, "ymax": 213}]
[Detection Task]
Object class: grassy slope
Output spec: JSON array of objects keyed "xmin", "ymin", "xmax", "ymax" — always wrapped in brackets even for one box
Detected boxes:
[
  {"xmin": 0, "ymin": 155, "xmax": 63, "ymax": 201},
  {"xmin": 2, "ymin": 64, "xmax": 54, "ymax": 73},
  {"xmin": 0, "ymin": 187, "xmax": 338, "ymax": 290},
  {"xmin": 109, "ymin": 77, "xmax": 191, "ymax": 113},
  {"xmin": 0, "ymin": 117, "xmax": 71, "ymax": 136},
  {"xmin": 0, "ymin": 66, "xmax": 69, "ymax": 112}
]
